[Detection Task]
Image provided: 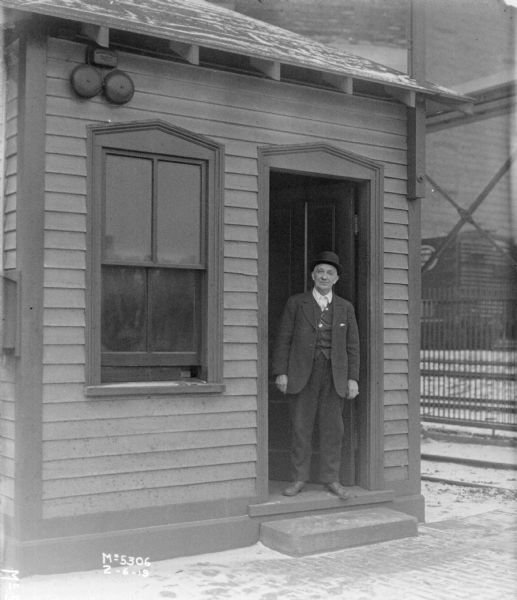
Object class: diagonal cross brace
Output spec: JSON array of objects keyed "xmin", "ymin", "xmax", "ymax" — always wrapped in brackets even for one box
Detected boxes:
[{"xmin": 422, "ymin": 151, "xmax": 516, "ymax": 272}]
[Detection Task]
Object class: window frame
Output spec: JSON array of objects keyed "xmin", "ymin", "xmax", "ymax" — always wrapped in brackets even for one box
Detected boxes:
[{"xmin": 86, "ymin": 120, "xmax": 224, "ymax": 395}]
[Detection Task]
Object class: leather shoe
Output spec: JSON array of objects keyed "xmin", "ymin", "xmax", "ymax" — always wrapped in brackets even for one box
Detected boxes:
[
  {"xmin": 283, "ymin": 481, "xmax": 305, "ymax": 496},
  {"xmin": 326, "ymin": 482, "xmax": 350, "ymax": 500}
]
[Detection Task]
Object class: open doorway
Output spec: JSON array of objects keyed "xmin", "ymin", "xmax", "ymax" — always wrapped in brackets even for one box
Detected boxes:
[{"xmin": 267, "ymin": 170, "xmax": 364, "ymax": 488}]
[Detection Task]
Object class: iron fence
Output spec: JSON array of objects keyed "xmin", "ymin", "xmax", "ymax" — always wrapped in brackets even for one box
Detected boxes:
[{"xmin": 420, "ymin": 286, "xmax": 517, "ymax": 430}]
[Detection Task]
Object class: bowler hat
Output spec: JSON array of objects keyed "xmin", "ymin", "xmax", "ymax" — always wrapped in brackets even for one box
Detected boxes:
[{"xmin": 311, "ymin": 251, "xmax": 341, "ymax": 274}]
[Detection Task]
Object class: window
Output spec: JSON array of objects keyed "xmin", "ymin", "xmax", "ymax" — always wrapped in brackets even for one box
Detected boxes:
[{"xmin": 87, "ymin": 121, "xmax": 223, "ymax": 388}]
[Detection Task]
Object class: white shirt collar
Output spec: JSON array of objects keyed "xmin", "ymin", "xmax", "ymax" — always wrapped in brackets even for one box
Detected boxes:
[{"xmin": 313, "ymin": 288, "xmax": 332, "ymax": 306}]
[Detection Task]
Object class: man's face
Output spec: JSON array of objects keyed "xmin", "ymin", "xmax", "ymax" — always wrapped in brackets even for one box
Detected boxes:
[{"xmin": 312, "ymin": 263, "xmax": 339, "ymax": 295}]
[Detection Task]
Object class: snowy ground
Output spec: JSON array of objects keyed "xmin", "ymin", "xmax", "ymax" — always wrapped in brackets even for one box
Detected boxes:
[{"xmin": 422, "ymin": 479, "xmax": 516, "ymax": 522}]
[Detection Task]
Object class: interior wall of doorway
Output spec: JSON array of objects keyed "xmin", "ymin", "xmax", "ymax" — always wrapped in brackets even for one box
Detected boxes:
[{"xmin": 267, "ymin": 170, "xmax": 364, "ymax": 487}]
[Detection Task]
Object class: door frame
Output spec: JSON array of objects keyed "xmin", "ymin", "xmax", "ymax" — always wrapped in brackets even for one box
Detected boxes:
[{"xmin": 256, "ymin": 143, "xmax": 385, "ymax": 502}]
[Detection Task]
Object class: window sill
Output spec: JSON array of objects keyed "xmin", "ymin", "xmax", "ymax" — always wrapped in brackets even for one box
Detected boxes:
[{"xmin": 85, "ymin": 380, "xmax": 225, "ymax": 398}]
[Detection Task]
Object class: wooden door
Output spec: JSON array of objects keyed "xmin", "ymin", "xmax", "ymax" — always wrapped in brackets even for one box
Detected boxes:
[{"xmin": 268, "ymin": 171, "xmax": 358, "ymax": 484}]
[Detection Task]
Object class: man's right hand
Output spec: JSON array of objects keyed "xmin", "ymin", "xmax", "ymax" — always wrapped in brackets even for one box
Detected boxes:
[{"xmin": 275, "ymin": 374, "xmax": 288, "ymax": 394}]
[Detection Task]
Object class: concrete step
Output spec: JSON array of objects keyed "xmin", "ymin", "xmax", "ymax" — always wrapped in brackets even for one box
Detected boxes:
[{"xmin": 260, "ymin": 507, "xmax": 418, "ymax": 556}]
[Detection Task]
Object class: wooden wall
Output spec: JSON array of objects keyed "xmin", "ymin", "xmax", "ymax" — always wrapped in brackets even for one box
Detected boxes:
[
  {"xmin": 3, "ymin": 41, "xmax": 17, "ymax": 272},
  {"xmin": 38, "ymin": 36, "xmax": 411, "ymax": 519},
  {"xmin": 0, "ymin": 40, "xmax": 19, "ymax": 519}
]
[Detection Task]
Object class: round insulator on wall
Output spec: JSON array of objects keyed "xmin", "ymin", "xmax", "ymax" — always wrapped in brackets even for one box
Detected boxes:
[
  {"xmin": 103, "ymin": 69, "xmax": 135, "ymax": 104},
  {"xmin": 70, "ymin": 64, "xmax": 103, "ymax": 98}
]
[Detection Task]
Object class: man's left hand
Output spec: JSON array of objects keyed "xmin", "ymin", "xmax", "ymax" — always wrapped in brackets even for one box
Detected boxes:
[{"xmin": 347, "ymin": 379, "xmax": 359, "ymax": 399}]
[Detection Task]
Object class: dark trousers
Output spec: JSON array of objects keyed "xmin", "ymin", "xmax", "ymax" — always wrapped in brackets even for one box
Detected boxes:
[{"xmin": 290, "ymin": 352, "xmax": 344, "ymax": 483}]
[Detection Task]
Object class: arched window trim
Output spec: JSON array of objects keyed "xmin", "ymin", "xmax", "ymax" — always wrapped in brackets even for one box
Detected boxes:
[{"xmin": 85, "ymin": 121, "xmax": 224, "ymax": 396}]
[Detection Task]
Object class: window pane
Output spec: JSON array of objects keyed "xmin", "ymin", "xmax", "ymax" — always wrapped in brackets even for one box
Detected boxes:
[
  {"xmin": 156, "ymin": 161, "xmax": 202, "ymax": 264},
  {"xmin": 105, "ymin": 154, "xmax": 152, "ymax": 261},
  {"xmin": 101, "ymin": 266, "xmax": 147, "ymax": 351},
  {"xmin": 149, "ymin": 268, "xmax": 198, "ymax": 352}
]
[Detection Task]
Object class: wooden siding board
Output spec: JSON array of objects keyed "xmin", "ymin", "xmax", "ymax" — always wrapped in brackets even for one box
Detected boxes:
[
  {"xmin": 383, "ymin": 344, "xmax": 408, "ymax": 360},
  {"xmin": 385, "ymin": 253, "xmax": 409, "ymax": 269},
  {"xmin": 385, "ymin": 329, "xmax": 409, "ymax": 344},
  {"xmin": 44, "ymin": 445, "xmax": 256, "ymax": 479},
  {"xmin": 44, "ymin": 268, "xmax": 85, "ymax": 289},
  {"xmin": 225, "ymin": 189, "xmax": 258, "ymax": 209},
  {"xmin": 224, "ymin": 258, "xmax": 258, "ymax": 276},
  {"xmin": 384, "ymin": 390, "xmax": 409, "ymax": 405},
  {"xmin": 44, "ymin": 288, "xmax": 85, "ymax": 308},
  {"xmin": 384, "ymin": 208, "xmax": 409, "ymax": 225},
  {"xmin": 224, "ymin": 274, "xmax": 257, "ymax": 293},
  {"xmin": 45, "ymin": 212, "xmax": 86, "ymax": 232},
  {"xmin": 384, "ymin": 314, "xmax": 409, "ymax": 329},
  {"xmin": 384, "ymin": 300, "xmax": 409, "ymax": 315},
  {"xmin": 384, "ymin": 434, "xmax": 409, "ymax": 451},
  {"xmin": 224, "ymin": 309, "xmax": 258, "ymax": 326},
  {"xmin": 43, "ymin": 478, "xmax": 256, "ymax": 518},
  {"xmin": 384, "ymin": 239, "xmax": 409, "ymax": 254},
  {"xmin": 384, "ymin": 360, "xmax": 409, "ymax": 375},
  {"xmin": 384, "ymin": 268, "xmax": 409, "ymax": 285},
  {"xmin": 385, "ymin": 284, "xmax": 409, "ymax": 301},
  {"xmin": 43, "ymin": 364, "xmax": 85, "ymax": 384},
  {"xmin": 224, "ymin": 242, "xmax": 257, "ymax": 260},
  {"xmin": 224, "ymin": 344, "xmax": 257, "ymax": 361},
  {"xmin": 384, "ymin": 450, "xmax": 409, "ymax": 467},
  {"xmin": 224, "ymin": 225, "xmax": 258, "ymax": 243},
  {"xmin": 44, "ymin": 327, "xmax": 85, "ymax": 345},
  {"xmin": 42, "ymin": 395, "xmax": 257, "ymax": 417},
  {"xmin": 223, "ymin": 293, "xmax": 258, "ymax": 310},
  {"xmin": 384, "ymin": 466, "xmax": 408, "ymax": 481},
  {"xmin": 43, "ymin": 411, "xmax": 256, "ymax": 440},
  {"xmin": 43, "ymin": 462, "xmax": 256, "ymax": 499},
  {"xmin": 224, "ymin": 360, "xmax": 257, "ymax": 378},
  {"xmin": 46, "ymin": 172, "xmax": 86, "ymax": 195},
  {"xmin": 45, "ymin": 192, "xmax": 86, "ymax": 214},
  {"xmin": 1, "ymin": 456, "xmax": 15, "ymax": 479},
  {"xmin": 43, "ymin": 429, "xmax": 257, "ymax": 460},
  {"xmin": 385, "ymin": 405, "xmax": 409, "ymax": 421},
  {"xmin": 43, "ymin": 345, "xmax": 85, "ymax": 365},
  {"xmin": 225, "ymin": 207, "xmax": 258, "ymax": 227},
  {"xmin": 44, "ymin": 249, "xmax": 85, "ymax": 269},
  {"xmin": 224, "ymin": 379, "xmax": 257, "ymax": 396},
  {"xmin": 384, "ymin": 373, "xmax": 409, "ymax": 390},
  {"xmin": 224, "ymin": 325, "xmax": 257, "ymax": 343},
  {"xmin": 43, "ymin": 308, "xmax": 85, "ymax": 327},
  {"xmin": 384, "ymin": 420, "xmax": 409, "ymax": 435}
]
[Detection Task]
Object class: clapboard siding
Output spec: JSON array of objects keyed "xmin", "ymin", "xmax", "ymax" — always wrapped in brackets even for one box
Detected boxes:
[
  {"xmin": 44, "ymin": 462, "xmax": 256, "ymax": 500},
  {"xmin": 38, "ymin": 35, "xmax": 413, "ymax": 516},
  {"xmin": 0, "ymin": 375, "xmax": 16, "ymax": 514},
  {"xmin": 44, "ymin": 428, "xmax": 256, "ymax": 461},
  {"xmin": 383, "ymin": 193, "xmax": 410, "ymax": 482},
  {"xmin": 44, "ymin": 445, "xmax": 256, "ymax": 479},
  {"xmin": 42, "ymin": 395, "xmax": 257, "ymax": 417},
  {"xmin": 43, "ymin": 411, "xmax": 256, "ymax": 441},
  {"xmin": 1, "ymin": 43, "xmax": 18, "ymax": 514},
  {"xmin": 43, "ymin": 479, "xmax": 256, "ymax": 518}
]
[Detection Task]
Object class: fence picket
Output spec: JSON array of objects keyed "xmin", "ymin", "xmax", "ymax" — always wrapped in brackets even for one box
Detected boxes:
[{"xmin": 421, "ymin": 285, "xmax": 517, "ymax": 430}]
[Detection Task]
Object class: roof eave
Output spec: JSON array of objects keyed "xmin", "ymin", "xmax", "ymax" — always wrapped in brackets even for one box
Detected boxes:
[{"xmin": 1, "ymin": 2, "xmax": 471, "ymax": 107}]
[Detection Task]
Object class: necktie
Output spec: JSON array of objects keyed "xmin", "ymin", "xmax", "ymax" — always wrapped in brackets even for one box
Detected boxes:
[{"xmin": 320, "ymin": 296, "xmax": 328, "ymax": 311}]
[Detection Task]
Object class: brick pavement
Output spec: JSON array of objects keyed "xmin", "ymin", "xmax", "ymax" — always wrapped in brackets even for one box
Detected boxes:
[{"xmin": 12, "ymin": 509, "xmax": 517, "ymax": 600}]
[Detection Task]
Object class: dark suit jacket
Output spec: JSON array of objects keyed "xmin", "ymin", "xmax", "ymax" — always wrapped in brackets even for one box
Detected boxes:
[{"xmin": 272, "ymin": 291, "xmax": 360, "ymax": 397}]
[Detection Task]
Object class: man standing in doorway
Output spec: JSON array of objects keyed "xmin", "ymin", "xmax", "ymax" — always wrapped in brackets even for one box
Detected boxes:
[{"xmin": 272, "ymin": 251, "xmax": 360, "ymax": 500}]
